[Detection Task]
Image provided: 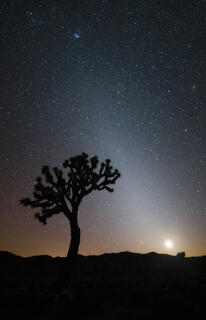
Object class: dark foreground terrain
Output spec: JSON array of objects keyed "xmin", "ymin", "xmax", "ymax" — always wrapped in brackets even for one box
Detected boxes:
[{"xmin": 1, "ymin": 251, "xmax": 206, "ymax": 319}]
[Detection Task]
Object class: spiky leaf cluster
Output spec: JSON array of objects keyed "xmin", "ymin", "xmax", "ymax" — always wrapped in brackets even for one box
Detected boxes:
[{"xmin": 20, "ymin": 153, "xmax": 121, "ymax": 224}]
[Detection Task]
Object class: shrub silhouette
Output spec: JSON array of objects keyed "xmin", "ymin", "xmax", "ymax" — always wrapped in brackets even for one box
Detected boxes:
[
  {"xmin": 176, "ymin": 252, "xmax": 185, "ymax": 258},
  {"xmin": 20, "ymin": 153, "xmax": 120, "ymax": 286}
]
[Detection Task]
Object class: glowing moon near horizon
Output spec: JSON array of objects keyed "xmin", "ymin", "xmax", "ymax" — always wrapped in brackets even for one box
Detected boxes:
[{"xmin": 164, "ymin": 239, "xmax": 174, "ymax": 249}]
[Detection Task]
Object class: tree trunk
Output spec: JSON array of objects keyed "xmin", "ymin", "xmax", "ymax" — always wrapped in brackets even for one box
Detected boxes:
[
  {"xmin": 66, "ymin": 212, "xmax": 81, "ymax": 265},
  {"xmin": 58, "ymin": 211, "xmax": 80, "ymax": 289},
  {"xmin": 55, "ymin": 210, "xmax": 80, "ymax": 292}
]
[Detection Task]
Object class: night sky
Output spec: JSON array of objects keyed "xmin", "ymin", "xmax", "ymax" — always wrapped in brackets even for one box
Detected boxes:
[{"xmin": 1, "ymin": 0, "xmax": 206, "ymax": 257}]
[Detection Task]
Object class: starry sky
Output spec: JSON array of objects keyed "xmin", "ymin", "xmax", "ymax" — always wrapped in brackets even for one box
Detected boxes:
[{"xmin": 1, "ymin": 0, "xmax": 206, "ymax": 257}]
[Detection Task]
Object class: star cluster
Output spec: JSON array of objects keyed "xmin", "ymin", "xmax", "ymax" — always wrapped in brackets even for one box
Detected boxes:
[{"xmin": 0, "ymin": 0, "xmax": 206, "ymax": 257}]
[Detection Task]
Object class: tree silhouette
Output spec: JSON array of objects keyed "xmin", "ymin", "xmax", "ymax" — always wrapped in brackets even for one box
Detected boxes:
[{"xmin": 20, "ymin": 153, "xmax": 120, "ymax": 285}]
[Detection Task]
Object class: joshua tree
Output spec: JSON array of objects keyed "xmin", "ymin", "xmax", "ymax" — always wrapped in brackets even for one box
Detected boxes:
[{"xmin": 20, "ymin": 153, "xmax": 120, "ymax": 284}]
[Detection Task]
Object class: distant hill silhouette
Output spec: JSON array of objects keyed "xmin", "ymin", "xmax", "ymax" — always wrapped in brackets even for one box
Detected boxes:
[{"xmin": 1, "ymin": 250, "xmax": 206, "ymax": 266}]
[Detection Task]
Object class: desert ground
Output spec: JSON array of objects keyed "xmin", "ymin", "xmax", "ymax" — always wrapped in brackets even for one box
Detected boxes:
[{"xmin": 1, "ymin": 251, "xmax": 206, "ymax": 319}]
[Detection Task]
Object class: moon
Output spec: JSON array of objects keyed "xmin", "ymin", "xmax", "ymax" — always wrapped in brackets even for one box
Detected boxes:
[{"xmin": 164, "ymin": 239, "xmax": 173, "ymax": 249}]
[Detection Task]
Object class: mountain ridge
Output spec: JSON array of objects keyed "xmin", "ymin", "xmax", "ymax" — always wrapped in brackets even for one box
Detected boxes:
[{"xmin": 1, "ymin": 249, "xmax": 206, "ymax": 264}]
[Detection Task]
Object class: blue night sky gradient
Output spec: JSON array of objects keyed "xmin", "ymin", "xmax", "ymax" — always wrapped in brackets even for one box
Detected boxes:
[{"xmin": 0, "ymin": 0, "xmax": 206, "ymax": 257}]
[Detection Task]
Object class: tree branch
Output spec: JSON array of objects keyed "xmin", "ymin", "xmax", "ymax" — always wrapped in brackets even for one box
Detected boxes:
[{"xmin": 20, "ymin": 153, "xmax": 121, "ymax": 224}]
